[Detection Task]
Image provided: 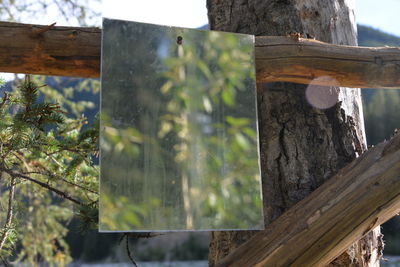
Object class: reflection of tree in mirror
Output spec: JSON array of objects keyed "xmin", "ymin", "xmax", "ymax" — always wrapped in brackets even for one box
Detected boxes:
[
  {"xmin": 100, "ymin": 20, "xmax": 262, "ymax": 231},
  {"xmin": 159, "ymin": 29, "xmax": 261, "ymax": 229}
]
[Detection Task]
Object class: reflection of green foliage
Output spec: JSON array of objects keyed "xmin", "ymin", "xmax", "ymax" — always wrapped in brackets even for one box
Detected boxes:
[
  {"xmin": 100, "ymin": 21, "xmax": 262, "ymax": 231},
  {"xmin": 101, "ymin": 114, "xmax": 142, "ymax": 159},
  {"xmin": 159, "ymin": 30, "xmax": 261, "ymax": 229},
  {"xmin": 100, "ymin": 194, "xmax": 160, "ymax": 230}
]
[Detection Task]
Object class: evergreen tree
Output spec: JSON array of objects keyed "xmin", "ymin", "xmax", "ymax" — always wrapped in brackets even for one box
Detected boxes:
[{"xmin": 0, "ymin": 76, "xmax": 98, "ymax": 266}]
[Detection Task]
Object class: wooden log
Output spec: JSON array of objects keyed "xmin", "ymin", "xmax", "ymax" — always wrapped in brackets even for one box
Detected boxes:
[
  {"xmin": 0, "ymin": 21, "xmax": 400, "ymax": 89},
  {"xmin": 216, "ymin": 132, "xmax": 400, "ymax": 267},
  {"xmin": 0, "ymin": 22, "xmax": 100, "ymax": 78},
  {"xmin": 256, "ymin": 36, "xmax": 400, "ymax": 89}
]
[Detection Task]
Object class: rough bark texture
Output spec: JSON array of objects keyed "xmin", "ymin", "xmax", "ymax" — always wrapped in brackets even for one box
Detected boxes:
[{"xmin": 207, "ymin": 0, "xmax": 382, "ymax": 266}]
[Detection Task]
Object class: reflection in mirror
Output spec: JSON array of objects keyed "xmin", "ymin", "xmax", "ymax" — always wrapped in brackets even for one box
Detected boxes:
[{"xmin": 100, "ymin": 18, "xmax": 263, "ymax": 231}]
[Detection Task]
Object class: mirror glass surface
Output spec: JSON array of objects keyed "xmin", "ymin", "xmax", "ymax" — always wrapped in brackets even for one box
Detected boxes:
[{"xmin": 100, "ymin": 18, "xmax": 263, "ymax": 231}]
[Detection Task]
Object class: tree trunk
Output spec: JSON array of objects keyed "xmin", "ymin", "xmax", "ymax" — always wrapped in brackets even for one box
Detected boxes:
[{"xmin": 207, "ymin": 0, "xmax": 383, "ymax": 266}]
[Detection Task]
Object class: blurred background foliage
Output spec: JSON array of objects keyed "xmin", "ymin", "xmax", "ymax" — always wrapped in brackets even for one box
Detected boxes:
[{"xmin": 0, "ymin": 0, "xmax": 398, "ymax": 264}]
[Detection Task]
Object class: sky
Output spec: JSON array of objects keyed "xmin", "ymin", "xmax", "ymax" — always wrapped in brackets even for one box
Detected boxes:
[
  {"xmin": 102, "ymin": 0, "xmax": 207, "ymax": 29},
  {"xmin": 355, "ymin": 0, "xmax": 400, "ymax": 37},
  {"xmin": 102, "ymin": 0, "xmax": 400, "ymax": 37}
]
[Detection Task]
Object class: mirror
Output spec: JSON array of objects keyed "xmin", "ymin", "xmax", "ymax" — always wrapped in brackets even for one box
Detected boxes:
[{"xmin": 100, "ymin": 18, "xmax": 263, "ymax": 232}]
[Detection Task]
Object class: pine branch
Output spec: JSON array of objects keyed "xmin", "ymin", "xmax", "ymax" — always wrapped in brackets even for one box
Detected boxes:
[
  {"xmin": 0, "ymin": 92, "xmax": 9, "ymax": 110},
  {"xmin": 117, "ymin": 232, "xmax": 163, "ymax": 267},
  {"xmin": 51, "ymin": 175, "xmax": 98, "ymax": 195},
  {"xmin": 19, "ymin": 75, "xmax": 37, "ymax": 114},
  {"xmin": 12, "ymin": 151, "xmax": 97, "ymax": 196},
  {"xmin": 43, "ymin": 147, "xmax": 84, "ymax": 157},
  {"xmin": 21, "ymin": 170, "xmax": 98, "ymax": 195},
  {"xmin": 3, "ymin": 168, "xmax": 85, "ymax": 206},
  {"xmin": 0, "ymin": 176, "xmax": 16, "ymax": 251},
  {"xmin": 125, "ymin": 234, "xmax": 138, "ymax": 267},
  {"xmin": 0, "ymin": 254, "xmax": 11, "ymax": 267}
]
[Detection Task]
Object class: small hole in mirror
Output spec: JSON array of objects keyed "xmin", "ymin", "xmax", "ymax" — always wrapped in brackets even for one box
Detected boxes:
[{"xmin": 177, "ymin": 36, "xmax": 183, "ymax": 45}]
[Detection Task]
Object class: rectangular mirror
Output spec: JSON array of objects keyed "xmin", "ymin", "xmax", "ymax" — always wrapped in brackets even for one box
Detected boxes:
[{"xmin": 100, "ymin": 18, "xmax": 263, "ymax": 232}]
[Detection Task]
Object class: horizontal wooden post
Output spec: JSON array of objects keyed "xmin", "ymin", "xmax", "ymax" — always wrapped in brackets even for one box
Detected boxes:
[
  {"xmin": 1, "ymin": 21, "xmax": 400, "ymax": 89},
  {"xmin": 256, "ymin": 37, "xmax": 400, "ymax": 89},
  {"xmin": 216, "ymin": 132, "xmax": 400, "ymax": 267},
  {"xmin": 0, "ymin": 22, "xmax": 101, "ymax": 78}
]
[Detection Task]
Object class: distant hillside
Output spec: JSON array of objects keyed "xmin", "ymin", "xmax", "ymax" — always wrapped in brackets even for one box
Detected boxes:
[{"xmin": 358, "ymin": 25, "xmax": 400, "ymax": 47}]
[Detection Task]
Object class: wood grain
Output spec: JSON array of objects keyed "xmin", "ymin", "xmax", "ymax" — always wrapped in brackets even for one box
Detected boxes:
[
  {"xmin": 215, "ymin": 133, "xmax": 400, "ymax": 267},
  {"xmin": 1, "ymin": 22, "xmax": 400, "ymax": 89},
  {"xmin": 256, "ymin": 36, "xmax": 400, "ymax": 89},
  {"xmin": 0, "ymin": 21, "xmax": 100, "ymax": 78}
]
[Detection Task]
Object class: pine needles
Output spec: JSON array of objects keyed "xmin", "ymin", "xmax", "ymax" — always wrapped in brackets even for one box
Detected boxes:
[{"xmin": 0, "ymin": 76, "xmax": 99, "ymax": 265}]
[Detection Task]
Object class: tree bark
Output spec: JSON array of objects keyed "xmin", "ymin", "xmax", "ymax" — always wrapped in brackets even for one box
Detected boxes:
[{"xmin": 207, "ymin": 0, "xmax": 382, "ymax": 266}]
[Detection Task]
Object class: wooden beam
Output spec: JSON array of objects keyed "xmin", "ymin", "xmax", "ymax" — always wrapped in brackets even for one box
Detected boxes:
[
  {"xmin": 0, "ymin": 22, "xmax": 100, "ymax": 78},
  {"xmin": 216, "ymin": 132, "xmax": 400, "ymax": 267},
  {"xmin": 1, "ymin": 21, "xmax": 400, "ymax": 89},
  {"xmin": 256, "ymin": 36, "xmax": 400, "ymax": 89}
]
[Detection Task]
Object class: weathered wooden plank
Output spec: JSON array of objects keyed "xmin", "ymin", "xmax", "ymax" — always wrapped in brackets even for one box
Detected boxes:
[
  {"xmin": 256, "ymin": 36, "xmax": 400, "ymax": 89},
  {"xmin": 215, "ymin": 132, "xmax": 400, "ymax": 267},
  {"xmin": 0, "ymin": 21, "xmax": 100, "ymax": 78},
  {"xmin": 1, "ymin": 21, "xmax": 400, "ymax": 89}
]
